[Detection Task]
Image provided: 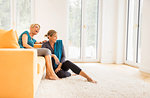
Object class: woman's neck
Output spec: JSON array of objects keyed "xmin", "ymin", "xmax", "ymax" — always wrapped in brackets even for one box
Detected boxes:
[
  {"xmin": 49, "ymin": 40, "xmax": 55, "ymax": 47},
  {"xmin": 29, "ymin": 32, "xmax": 34, "ymax": 38}
]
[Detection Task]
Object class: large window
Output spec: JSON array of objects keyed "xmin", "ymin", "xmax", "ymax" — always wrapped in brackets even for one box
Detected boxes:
[
  {"xmin": 0, "ymin": 0, "xmax": 11, "ymax": 30},
  {"xmin": 67, "ymin": 0, "xmax": 99, "ymax": 62},
  {"xmin": 84, "ymin": 0, "xmax": 99, "ymax": 59},
  {"xmin": 0, "ymin": 0, "xmax": 31, "ymax": 35},
  {"xmin": 67, "ymin": 0, "xmax": 81, "ymax": 59},
  {"xmin": 126, "ymin": 0, "xmax": 141, "ymax": 66},
  {"xmin": 16, "ymin": 0, "xmax": 31, "ymax": 36}
]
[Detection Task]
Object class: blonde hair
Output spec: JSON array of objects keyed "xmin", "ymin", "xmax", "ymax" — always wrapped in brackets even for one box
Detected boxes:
[
  {"xmin": 30, "ymin": 24, "xmax": 40, "ymax": 29},
  {"xmin": 45, "ymin": 30, "xmax": 57, "ymax": 39}
]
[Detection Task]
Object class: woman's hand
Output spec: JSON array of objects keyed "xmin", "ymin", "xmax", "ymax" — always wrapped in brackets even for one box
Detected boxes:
[
  {"xmin": 42, "ymin": 40, "xmax": 47, "ymax": 43},
  {"xmin": 53, "ymin": 54, "xmax": 60, "ymax": 65},
  {"xmin": 39, "ymin": 40, "xmax": 47, "ymax": 44},
  {"xmin": 55, "ymin": 63, "xmax": 62, "ymax": 73},
  {"xmin": 55, "ymin": 67, "xmax": 61, "ymax": 73}
]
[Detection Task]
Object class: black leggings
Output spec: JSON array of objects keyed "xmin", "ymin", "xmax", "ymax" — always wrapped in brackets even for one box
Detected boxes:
[{"xmin": 56, "ymin": 60, "xmax": 82, "ymax": 78}]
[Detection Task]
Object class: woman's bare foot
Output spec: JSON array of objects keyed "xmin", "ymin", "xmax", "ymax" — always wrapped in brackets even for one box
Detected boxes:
[
  {"xmin": 79, "ymin": 71, "xmax": 97, "ymax": 83},
  {"xmin": 45, "ymin": 75, "xmax": 60, "ymax": 80},
  {"xmin": 46, "ymin": 72, "xmax": 60, "ymax": 80},
  {"xmin": 87, "ymin": 78, "xmax": 97, "ymax": 83}
]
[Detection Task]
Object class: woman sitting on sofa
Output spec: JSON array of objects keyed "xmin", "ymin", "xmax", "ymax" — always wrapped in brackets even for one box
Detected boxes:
[
  {"xmin": 42, "ymin": 30, "xmax": 97, "ymax": 83},
  {"xmin": 18, "ymin": 24, "xmax": 59, "ymax": 80}
]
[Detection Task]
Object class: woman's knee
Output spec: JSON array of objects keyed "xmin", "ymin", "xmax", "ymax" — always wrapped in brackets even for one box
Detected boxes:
[
  {"xmin": 37, "ymin": 48, "xmax": 51, "ymax": 56},
  {"xmin": 43, "ymin": 48, "xmax": 51, "ymax": 56},
  {"xmin": 65, "ymin": 71, "xmax": 71, "ymax": 77},
  {"xmin": 56, "ymin": 70, "xmax": 71, "ymax": 78},
  {"xmin": 65, "ymin": 60, "xmax": 72, "ymax": 64}
]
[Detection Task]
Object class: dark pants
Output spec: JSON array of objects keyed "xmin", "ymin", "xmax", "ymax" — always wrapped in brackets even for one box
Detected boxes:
[{"xmin": 56, "ymin": 60, "xmax": 82, "ymax": 78}]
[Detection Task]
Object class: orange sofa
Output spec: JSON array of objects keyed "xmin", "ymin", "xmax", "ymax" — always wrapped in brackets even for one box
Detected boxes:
[{"xmin": 0, "ymin": 29, "xmax": 45, "ymax": 98}]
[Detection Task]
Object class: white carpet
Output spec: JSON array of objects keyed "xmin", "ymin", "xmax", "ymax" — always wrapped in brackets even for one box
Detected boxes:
[{"xmin": 35, "ymin": 63, "xmax": 150, "ymax": 98}]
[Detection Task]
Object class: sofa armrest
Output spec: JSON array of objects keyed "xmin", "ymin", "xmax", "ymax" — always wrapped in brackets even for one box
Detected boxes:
[
  {"xmin": 34, "ymin": 44, "xmax": 42, "ymax": 48},
  {"xmin": 0, "ymin": 49, "xmax": 37, "ymax": 98}
]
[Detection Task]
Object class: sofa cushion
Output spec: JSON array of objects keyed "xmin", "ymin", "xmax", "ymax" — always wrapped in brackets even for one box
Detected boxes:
[
  {"xmin": 34, "ymin": 44, "xmax": 42, "ymax": 48},
  {"xmin": 34, "ymin": 56, "xmax": 45, "ymax": 94},
  {"xmin": 37, "ymin": 56, "xmax": 46, "ymax": 74},
  {"xmin": 0, "ymin": 29, "xmax": 20, "ymax": 48}
]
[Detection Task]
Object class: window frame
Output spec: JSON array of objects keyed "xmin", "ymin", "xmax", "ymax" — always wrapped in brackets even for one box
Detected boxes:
[
  {"xmin": 9, "ymin": 0, "xmax": 33, "ymax": 32},
  {"xmin": 66, "ymin": 0, "xmax": 102, "ymax": 62},
  {"xmin": 125, "ymin": 0, "xmax": 142, "ymax": 67}
]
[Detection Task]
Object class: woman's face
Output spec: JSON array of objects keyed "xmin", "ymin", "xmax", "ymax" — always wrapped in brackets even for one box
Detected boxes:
[
  {"xmin": 31, "ymin": 25, "xmax": 40, "ymax": 35},
  {"xmin": 49, "ymin": 33, "xmax": 57, "ymax": 43}
]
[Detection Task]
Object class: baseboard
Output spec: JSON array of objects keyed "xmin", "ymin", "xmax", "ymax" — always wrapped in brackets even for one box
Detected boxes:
[
  {"xmin": 115, "ymin": 58, "xmax": 124, "ymax": 64},
  {"xmin": 139, "ymin": 67, "xmax": 150, "ymax": 74},
  {"xmin": 101, "ymin": 58, "xmax": 115, "ymax": 63},
  {"xmin": 139, "ymin": 70, "xmax": 150, "ymax": 76},
  {"xmin": 101, "ymin": 58, "xmax": 124, "ymax": 64}
]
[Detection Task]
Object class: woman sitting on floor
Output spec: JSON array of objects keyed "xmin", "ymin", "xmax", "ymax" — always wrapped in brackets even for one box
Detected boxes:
[{"xmin": 42, "ymin": 29, "xmax": 97, "ymax": 83}]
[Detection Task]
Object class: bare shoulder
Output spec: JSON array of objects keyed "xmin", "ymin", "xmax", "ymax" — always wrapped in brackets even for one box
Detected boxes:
[{"xmin": 22, "ymin": 33, "xmax": 28, "ymax": 37}]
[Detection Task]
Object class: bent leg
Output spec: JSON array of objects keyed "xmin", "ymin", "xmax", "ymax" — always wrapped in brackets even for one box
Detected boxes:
[
  {"xmin": 56, "ymin": 70, "xmax": 71, "ymax": 78},
  {"xmin": 79, "ymin": 71, "xmax": 97, "ymax": 83},
  {"xmin": 37, "ymin": 48, "xmax": 59, "ymax": 80},
  {"xmin": 45, "ymin": 55, "xmax": 59, "ymax": 80},
  {"xmin": 62, "ymin": 60, "xmax": 81, "ymax": 74},
  {"xmin": 62, "ymin": 60, "xmax": 96, "ymax": 83}
]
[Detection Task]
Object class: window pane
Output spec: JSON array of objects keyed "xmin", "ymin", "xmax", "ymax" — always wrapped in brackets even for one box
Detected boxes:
[
  {"xmin": 127, "ymin": 0, "xmax": 134, "ymax": 61},
  {"xmin": 136, "ymin": 0, "xmax": 141, "ymax": 64},
  {"xmin": 16, "ymin": 0, "xmax": 31, "ymax": 36},
  {"xmin": 67, "ymin": 0, "xmax": 81, "ymax": 59},
  {"xmin": 84, "ymin": 0, "xmax": 98, "ymax": 59},
  {"xmin": 0, "ymin": 0, "xmax": 11, "ymax": 30},
  {"xmin": 137, "ymin": 32, "xmax": 141, "ymax": 63},
  {"xmin": 127, "ymin": 0, "xmax": 138, "ymax": 62}
]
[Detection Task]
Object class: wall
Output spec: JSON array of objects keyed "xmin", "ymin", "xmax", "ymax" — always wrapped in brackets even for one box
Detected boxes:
[
  {"xmin": 34, "ymin": 0, "xmax": 67, "ymax": 45},
  {"xmin": 139, "ymin": 0, "xmax": 150, "ymax": 73},
  {"xmin": 115, "ymin": 0, "xmax": 127, "ymax": 64},
  {"xmin": 101, "ymin": 0, "xmax": 118, "ymax": 63},
  {"xmin": 33, "ymin": 0, "xmax": 127, "ymax": 63},
  {"xmin": 101, "ymin": 0, "xmax": 127, "ymax": 64}
]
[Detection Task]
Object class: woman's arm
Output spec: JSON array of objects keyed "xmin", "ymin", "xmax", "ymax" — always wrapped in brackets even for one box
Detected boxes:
[
  {"xmin": 35, "ymin": 40, "xmax": 47, "ymax": 44},
  {"xmin": 56, "ymin": 46, "xmax": 65, "ymax": 70},
  {"xmin": 60, "ymin": 46, "xmax": 66, "ymax": 63},
  {"xmin": 55, "ymin": 63, "xmax": 62, "ymax": 73},
  {"xmin": 51, "ymin": 54, "xmax": 60, "ymax": 65},
  {"xmin": 22, "ymin": 34, "xmax": 33, "ymax": 48},
  {"xmin": 55, "ymin": 45, "xmax": 65, "ymax": 73},
  {"xmin": 34, "ymin": 41, "xmax": 41, "ymax": 44},
  {"xmin": 42, "ymin": 42, "xmax": 60, "ymax": 64}
]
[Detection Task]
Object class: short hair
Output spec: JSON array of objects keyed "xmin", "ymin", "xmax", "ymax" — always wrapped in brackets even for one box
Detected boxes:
[{"xmin": 30, "ymin": 24, "xmax": 40, "ymax": 29}]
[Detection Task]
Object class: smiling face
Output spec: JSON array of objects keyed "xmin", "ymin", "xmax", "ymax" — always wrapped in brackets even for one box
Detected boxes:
[
  {"xmin": 30, "ymin": 24, "xmax": 40, "ymax": 35},
  {"xmin": 46, "ymin": 30, "xmax": 58, "ymax": 43},
  {"xmin": 49, "ymin": 33, "xmax": 57, "ymax": 43}
]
